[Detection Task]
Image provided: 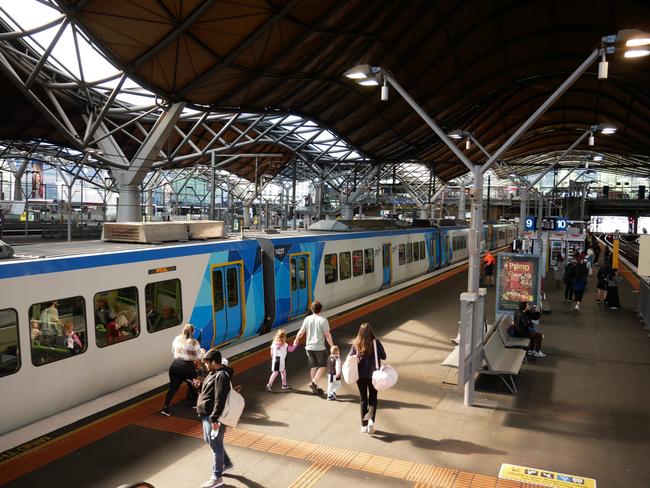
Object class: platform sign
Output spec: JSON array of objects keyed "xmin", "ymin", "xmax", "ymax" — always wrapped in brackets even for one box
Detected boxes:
[
  {"xmin": 499, "ymin": 463, "xmax": 596, "ymax": 487},
  {"xmin": 525, "ymin": 216, "xmax": 537, "ymax": 231},
  {"xmin": 555, "ymin": 217, "xmax": 568, "ymax": 231},
  {"xmin": 496, "ymin": 253, "xmax": 541, "ymax": 313}
]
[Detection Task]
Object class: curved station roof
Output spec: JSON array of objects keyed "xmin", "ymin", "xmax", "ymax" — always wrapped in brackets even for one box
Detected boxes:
[
  {"xmin": 0, "ymin": 1, "xmax": 648, "ymax": 188},
  {"xmin": 51, "ymin": 0, "xmax": 650, "ymax": 179}
]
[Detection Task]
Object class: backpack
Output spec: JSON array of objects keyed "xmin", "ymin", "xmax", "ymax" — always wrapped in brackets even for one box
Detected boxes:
[
  {"xmin": 217, "ymin": 371, "xmax": 245, "ymax": 427},
  {"xmin": 574, "ymin": 263, "xmax": 588, "ymax": 282}
]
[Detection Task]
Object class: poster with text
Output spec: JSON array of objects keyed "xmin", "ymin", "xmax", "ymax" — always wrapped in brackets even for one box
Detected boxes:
[
  {"xmin": 496, "ymin": 253, "xmax": 541, "ymax": 313},
  {"xmin": 30, "ymin": 161, "xmax": 44, "ymax": 199}
]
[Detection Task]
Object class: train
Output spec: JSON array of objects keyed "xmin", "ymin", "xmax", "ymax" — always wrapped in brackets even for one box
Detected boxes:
[{"xmin": 0, "ymin": 222, "xmax": 516, "ymax": 435}]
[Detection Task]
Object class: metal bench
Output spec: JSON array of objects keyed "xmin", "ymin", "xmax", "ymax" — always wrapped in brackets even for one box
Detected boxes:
[{"xmin": 479, "ymin": 330, "xmax": 526, "ymax": 394}]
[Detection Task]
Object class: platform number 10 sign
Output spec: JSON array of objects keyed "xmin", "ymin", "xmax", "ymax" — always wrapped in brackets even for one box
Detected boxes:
[
  {"xmin": 524, "ymin": 217, "xmax": 537, "ymax": 231},
  {"xmin": 555, "ymin": 218, "xmax": 568, "ymax": 231}
]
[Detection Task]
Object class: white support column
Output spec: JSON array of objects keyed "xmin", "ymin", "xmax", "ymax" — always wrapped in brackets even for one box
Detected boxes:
[{"xmin": 458, "ymin": 186, "xmax": 466, "ymax": 221}]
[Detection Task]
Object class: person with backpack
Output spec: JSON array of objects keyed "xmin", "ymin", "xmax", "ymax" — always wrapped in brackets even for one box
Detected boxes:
[
  {"xmin": 572, "ymin": 254, "xmax": 589, "ymax": 311},
  {"xmin": 196, "ymin": 348, "xmax": 235, "ymax": 488},
  {"xmin": 596, "ymin": 263, "xmax": 610, "ymax": 304},
  {"xmin": 563, "ymin": 259, "xmax": 576, "ymax": 302}
]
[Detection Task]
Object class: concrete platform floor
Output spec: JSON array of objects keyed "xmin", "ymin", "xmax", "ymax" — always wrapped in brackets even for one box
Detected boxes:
[{"xmin": 5, "ymin": 266, "xmax": 650, "ymax": 488}]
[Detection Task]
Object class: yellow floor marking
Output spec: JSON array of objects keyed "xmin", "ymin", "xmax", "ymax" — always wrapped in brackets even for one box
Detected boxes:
[
  {"xmin": 288, "ymin": 462, "xmax": 331, "ymax": 488},
  {"xmin": 135, "ymin": 416, "xmax": 526, "ymax": 487}
]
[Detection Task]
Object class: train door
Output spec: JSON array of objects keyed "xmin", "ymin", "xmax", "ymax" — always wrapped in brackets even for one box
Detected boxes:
[
  {"xmin": 429, "ymin": 233, "xmax": 439, "ymax": 270},
  {"xmin": 211, "ymin": 263, "xmax": 245, "ymax": 345},
  {"xmin": 289, "ymin": 254, "xmax": 311, "ymax": 319},
  {"xmin": 382, "ymin": 243, "xmax": 392, "ymax": 287},
  {"xmin": 442, "ymin": 234, "xmax": 450, "ymax": 265}
]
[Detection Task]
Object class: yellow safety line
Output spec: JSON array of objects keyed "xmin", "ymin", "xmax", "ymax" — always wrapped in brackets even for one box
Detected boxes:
[{"xmin": 134, "ymin": 416, "xmax": 525, "ymax": 488}]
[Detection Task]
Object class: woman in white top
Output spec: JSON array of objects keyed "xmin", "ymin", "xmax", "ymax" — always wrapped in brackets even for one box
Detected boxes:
[{"xmin": 161, "ymin": 324, "xmax": 201, "ymax": 416}]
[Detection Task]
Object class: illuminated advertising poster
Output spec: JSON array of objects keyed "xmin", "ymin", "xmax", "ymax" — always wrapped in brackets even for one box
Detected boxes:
[
  {"xmin": 496, "ymin": 253, "xmax": 541, "ymax": 313},
  {"xmin": 31, "ymin": 161, "xmax": 44, "ymax": 199}
]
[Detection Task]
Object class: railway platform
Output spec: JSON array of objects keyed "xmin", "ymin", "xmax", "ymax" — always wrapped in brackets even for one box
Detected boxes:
[{"xmin": 2, "ymin": 263, "xmax": 649, "ymax": 488}]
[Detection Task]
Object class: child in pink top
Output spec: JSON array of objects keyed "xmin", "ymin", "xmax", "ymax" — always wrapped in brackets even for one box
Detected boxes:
[{"xmin": 266, "ymin": 329, "xmax": 296, "ymax": 392}]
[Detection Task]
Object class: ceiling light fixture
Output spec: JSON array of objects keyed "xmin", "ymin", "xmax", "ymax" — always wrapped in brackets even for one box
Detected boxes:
[{"xmin": 588, "ymin": 131, "xmax": 595, "ymax": 146}]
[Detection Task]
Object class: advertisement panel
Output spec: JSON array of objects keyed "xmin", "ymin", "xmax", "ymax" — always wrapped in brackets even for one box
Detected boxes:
[
  {"xmin": 496, "ymin": 253, "xmax": 541, "ymax": 313},
  {"xmin": 30, "ymin": 161, "xmax": 44, "ymax": 199}
]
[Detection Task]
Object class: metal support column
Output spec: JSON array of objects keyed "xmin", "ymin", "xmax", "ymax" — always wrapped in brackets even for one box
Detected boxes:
[
  {"xmin": 210, "ymin": 151, "xmax": 216, "ymax": 220},
  {"xmin": 291, "ymin": 159, "xmax": 297, "ymax": 230}
]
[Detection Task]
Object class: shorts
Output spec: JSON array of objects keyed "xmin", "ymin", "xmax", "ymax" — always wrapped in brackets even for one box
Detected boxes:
[{"xmin": 306, "ymin": 349, "xmax": 327, "ymax": 368}]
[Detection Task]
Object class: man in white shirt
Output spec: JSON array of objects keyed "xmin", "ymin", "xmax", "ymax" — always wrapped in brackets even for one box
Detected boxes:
[{"xmin": 293, "ymin": 300, "xmax": 334, "ymax": 395}]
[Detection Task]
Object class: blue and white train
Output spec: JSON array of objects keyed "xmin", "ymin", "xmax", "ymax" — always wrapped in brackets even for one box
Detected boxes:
[{"xmin": 0, "ymin": 222, "xmax": 515, "ymax": 435}]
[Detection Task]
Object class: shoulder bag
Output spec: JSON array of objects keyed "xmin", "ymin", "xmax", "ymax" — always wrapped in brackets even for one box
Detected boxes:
[
  {"xmin": 371, "ymin": 340, "xmax": 398, "ymax": 390},
  {"xmin": 342, "ymin": 349, "xmax": 359, "ymax": 384},
  {"xmin": 217, "ymin": 371, "xmax": 245, "ymax": 427}
]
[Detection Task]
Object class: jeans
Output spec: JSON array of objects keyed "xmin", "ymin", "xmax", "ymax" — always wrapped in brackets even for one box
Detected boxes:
[
  {"xmin": 201, "ymin": 416, "xmax": 231, "ymax": 478},
  {"xmin": 356, "ymin": 378, "xmax": 377, "ymax": 426}
]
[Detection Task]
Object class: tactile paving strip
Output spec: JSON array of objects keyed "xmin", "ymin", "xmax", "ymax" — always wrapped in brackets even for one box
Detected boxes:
[{"xmin": 135, "ymin": 415, "xmax": 528, "ymax": 488}]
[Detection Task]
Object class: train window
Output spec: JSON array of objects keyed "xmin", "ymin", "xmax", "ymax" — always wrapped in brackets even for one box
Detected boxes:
[
  {"xmin": 227, "ymin": 268, "xmax": 239, "ymax": 307},
  {"xmin": 406, "ymin": 243, "xmax": 413, "ymax": 263},
  {"xmin": 212, "ymin": 270, "xmax": 225, "ymax": 311},
  {"xmin": 352, "ymin": 250, "xmax": 363, "ymax": 277},
  {"xmin": 29, "ymin": 296, "xmax": 87, "ymax": 366},
  {"xmin": 364, "ymin": 248, "xmax": 375, "ymax": 273},
  {"xmin": 339, "ymin": 252, "xmax": 351, "ymax": 280},
  {"xmin": 398, "ymin": 244, "xmax": 406, "ymax": 265},
  {"xmin": 413, "ymin": 241, "xmax": 420, "ymax": 261},
  {"xmin": 324, "ymin": 254, "xmax": 338, "ymax": 283},
  {"xmin": 0, "ymin": 309, "xmax": 19, "ymax": 377},
  {"xmin": 420, "ymin": 241, "xmax": 426, "ymax": 258},
  {"xmin": 94, "ymin": 287, "xmax": 140, "ymax": 348},
  {"xmin": 145, "ymin": 279, "xmax": 182, "ymax": 333},
  {"xmin": 290, "ymin": 258, "xmax": 297, "ymax": 291}
]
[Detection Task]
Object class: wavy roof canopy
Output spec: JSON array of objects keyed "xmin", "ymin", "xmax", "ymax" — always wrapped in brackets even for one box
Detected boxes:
[{"xmin": 52, "ymin": 0, "xmax": 650, "ymax": 180}]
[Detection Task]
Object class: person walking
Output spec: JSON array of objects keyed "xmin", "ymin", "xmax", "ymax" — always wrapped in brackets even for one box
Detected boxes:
[
  {"xmin": 348, "ymin": 323, "xmax": 386, "ymax": 433},
  {"xmin": 563, "ymin": 259, "xmax": 576, "ymax": 302},
  {"xmin": 265, "ymin": 329, "xmax": 295, "ymax": 392},
  {"xmin": 161, "ymin": 324, "xmax": 201, "ymax": 416},
  {"xmin": 292, "ymin": 300, "xmax": 334, "ymax": 395},
  {"xmin": 196, "ymin": 348, "xmax": 235, "ymax": 488},
  {"xmin": 605, "ymin": 268, "xmax": 622, "ymax": 310},
  {"xmin": 554, "ymin": 253, "xmax": 565, "ymax": 288},
  {"xmin": 572, "ymin": 254, "xmax": 589, "ymax": 311},
  {"xmin": 596, "ymin": 263, "xmax": 610, "ymax": 303}
]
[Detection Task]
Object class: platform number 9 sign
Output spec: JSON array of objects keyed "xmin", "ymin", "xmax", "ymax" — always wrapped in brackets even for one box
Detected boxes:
[{"xmin": 525, "ymin": 217, "xmax": 536, "ymax": 230}]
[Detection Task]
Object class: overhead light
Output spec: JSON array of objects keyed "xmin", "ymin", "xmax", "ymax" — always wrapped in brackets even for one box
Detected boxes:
[
  {"xmin": 626, "ymin": 37, "xmax": 650, "ymax": 47},
  {"xmin": 624, "ymin": 49, "xmax": 650, "ymax": 58},
  {"xmin": 509, "ymin": 173, "xmax": 517, "ymax": 178},
  {"xmin": 358, "ymin": 79, "xmax": 380, "ymax": 86},
  {"xmin": 588, "ymin": 131, "xmax": 594, "ymax": 146},
  {"xmin": 600, "ymin": 126, "xmax": 617, "ymax": 134},
  {"xmin": 598, "ymin": 50, "xmax": 608, "ymax": 79},
  {"xmin": 585, "ymin": 161, "xmax": 589, "ymax": 169},
  {"xmin": 448, "ymin": 130, "xmax": 464, "ymax": 140},
  {"xmin": 344, "ymin": 64, "xmax": 376, "ymax": 80},
  {"xmin": 465, "ymin": 138, "xmax": 471, "ymax": 150},
  {"xmin": 593, "ymin": 154, "xmax": 603, "ymax": 162}
]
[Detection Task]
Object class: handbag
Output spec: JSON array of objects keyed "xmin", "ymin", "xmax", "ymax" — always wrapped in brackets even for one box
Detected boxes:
[
  {"xmin": 217, "ymin": 371, "xmax": 245, "ymax": 427},
  {"xmin": 371, "ymin": 340, "xmax": 398, "ymax": 391},
  {"xmin": 342, "ymin": 351, "xmax": 359, "ymax": 384}
]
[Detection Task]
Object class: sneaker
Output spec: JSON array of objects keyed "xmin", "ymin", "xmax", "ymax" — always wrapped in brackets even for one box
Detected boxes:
[
  {"xmin": 534, "ymin": 351, "xmax": 547, "ymax": 358},
  {"xmin": 574, "ymin": 304, "xmax": 580, "ymax": 311},
  {"xmin": 327, "ymin": 394, "xmax": 335, "ymax": 401},
  {"xmin": 281, "ymin": 384, "xmax": 292, "ymax": 390},
  {"xmin": 222, "ymin": 462, "xmax": 234, "ymax": 474},
  {"xmin": 199, "ymin": 477, "xmax": 223, "ymax": 488},
  {"xmin": 526, "ymin": 349, "xmax": 535, "ymax": 355},
  {"xmin": 309, "ymin": 382, "xmax": 319, "ymax": 394},
  {"xmin": 160, "ymin": 406, "xmax": 171, "ymax": 417},
  {"xmin": 367, "ymin": 419, "xmax": 375, "ymax": 434},
  {"xmin": 266, "ymin": 384, "xmax": 272, "ymax": 392},
  {"xmin": 360, "ymin": 425, "xmax": 368, "ymax": 433}
]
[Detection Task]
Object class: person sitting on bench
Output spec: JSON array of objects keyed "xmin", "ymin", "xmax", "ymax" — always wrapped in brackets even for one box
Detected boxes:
[{"xmin": 513, "ymin": 301, "xmax": 545, "ymax": 358}]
